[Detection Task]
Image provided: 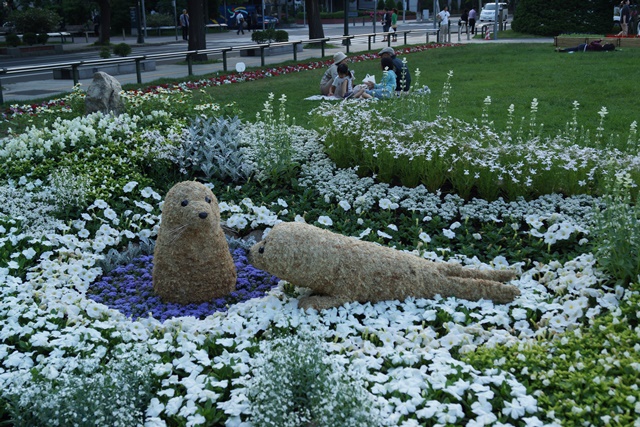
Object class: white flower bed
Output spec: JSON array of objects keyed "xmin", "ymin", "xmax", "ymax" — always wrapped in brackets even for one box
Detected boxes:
[{"xmin": 0, "ymin": 117, "xmax": 626, "ymax": 426}]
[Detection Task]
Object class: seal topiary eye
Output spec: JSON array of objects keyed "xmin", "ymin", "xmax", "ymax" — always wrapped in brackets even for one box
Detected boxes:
[
  {"xmin": 181, "ymin": 200, "xmax": 189, "ymax": 207},
  {"xmin": 205, "ymin": 197, "xmax": 212, "ymax": 203}
]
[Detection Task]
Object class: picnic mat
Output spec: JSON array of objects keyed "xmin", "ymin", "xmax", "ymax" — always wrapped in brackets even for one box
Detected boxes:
[{"xmin": 304, "ymin": 95, "xmax": 342, "ymax": 101}]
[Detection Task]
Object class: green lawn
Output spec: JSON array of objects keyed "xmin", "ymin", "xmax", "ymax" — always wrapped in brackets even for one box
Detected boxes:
[{"xmin": 144, "ymin": 42, "xmax": 639, "ymax": 136}]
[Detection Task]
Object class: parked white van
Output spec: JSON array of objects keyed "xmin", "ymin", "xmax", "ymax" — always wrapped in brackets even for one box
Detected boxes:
[{"xmin": 479, "ymin": 3, "xmax": 508, "ymax": 22}]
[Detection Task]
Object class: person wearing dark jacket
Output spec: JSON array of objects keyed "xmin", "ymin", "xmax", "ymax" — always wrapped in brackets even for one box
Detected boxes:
[
  {"xmin": 555, "ymin": 40, "xmax": 615, "ymax": 52},
  {"xmin": 378, "ymin": 47, "xmax": 411, "ymax": 92}
]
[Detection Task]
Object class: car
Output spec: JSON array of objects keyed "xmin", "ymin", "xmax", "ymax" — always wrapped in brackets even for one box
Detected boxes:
[
  {"xmin": 1, "ymin": 21, "xmax": 16, "ymax": 35},
  {"xmin": 256, "ymin": 14, "xmax": 279, "ymax": 27},
  {"xmin": 479, "ymin": 3, "xmax": 508, "ymax": 22}
]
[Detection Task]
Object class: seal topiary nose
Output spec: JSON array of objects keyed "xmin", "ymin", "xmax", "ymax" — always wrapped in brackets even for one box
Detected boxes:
[{"xmin": 199, "ymin": 212, "xmax": 208, "ymax": 219}]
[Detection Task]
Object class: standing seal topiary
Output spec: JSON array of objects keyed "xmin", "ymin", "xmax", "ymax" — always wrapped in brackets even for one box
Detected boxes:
[
  {"xmin": 153, "ymin": 181, "xmax": 236, "ymax": 304},
  {"xmin": 248, "ymin": 222, "xmax": 520, "ymax": 310}
]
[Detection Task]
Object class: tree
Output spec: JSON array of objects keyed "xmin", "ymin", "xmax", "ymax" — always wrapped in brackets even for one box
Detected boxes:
[
  {"xmin": 511, "ymin": 0, "xmax": 611, "ymax": 37},
  {"xmin": 305, "ymin": 0, "xmax": 324, "ymax": 40},
  {"xmin": 187, "ymin": 0, "xmax": 207, "ymax": 61},
  {"xmin": 97, "ymin": 0, "xmax": 111, "ymax": 44}
]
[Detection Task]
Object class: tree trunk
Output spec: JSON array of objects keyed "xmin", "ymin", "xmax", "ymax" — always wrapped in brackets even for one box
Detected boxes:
[
  {"xmin": 187, "ymin": 0, "xmax": 208, "ymax": 61},
  {"xmin": 98, "ymin": 0, "xmax": 111, "ymax": 45},
  {"xmin": 306, "ymin": 0, "xmax": 325, "ymax": 40}
]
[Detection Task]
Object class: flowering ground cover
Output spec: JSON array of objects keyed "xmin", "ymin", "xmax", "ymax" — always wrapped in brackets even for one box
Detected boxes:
[{"xmin": 1, "ymin": 45, "xmax": 640, "ymax": 427}]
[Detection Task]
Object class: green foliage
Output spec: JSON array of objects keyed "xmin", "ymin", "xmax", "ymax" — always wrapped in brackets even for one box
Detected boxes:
[
  {"xmin": 2, "ymin": 350, "xmax": 155, "ymax": 427},
  {"xmin": 591, "ymin": 171, "xmax": 640, "ymax": 287},
  {"xmin": 377, "ymin": 0, "xmax": 386, "ymax": 10},
  {"xmin": 464, "ymin": 284, "xmax": 640, "ymax": 426},
  {"xmin": 309, "ymin": 75, "xmax": 638, "ymax": 201},
  {"xmin": 251, "ymin": 28, "xmax": 289, "ymax": 44},
  {"xmin": 512, "ymin": 0, "xmax": 611, "ymax": 36},
  {"xmin": 59, "ymin": 0, "xmax": 93, "ymax": 25},
  {"xmin": 5, "ymin": 33, "xmax": 21, "ymax": 47},
  {"xmin": 385, "ymin": 0, "xmax": 396, "ymax": 9},
  {"xmin": 113, "ymin": 42, "xmax": 132, "ymax": 57},
  {"xmin": 21, "ymin": 32, "xmax": 37, "ymax": 46},
  {"xmin": 100, "ymin": 46, "xmax": 111, "ymax": 59},
  {"xmin": 36, "ymin": 33, "xmax": 49, "ymax": 45},
  {"xmin": 247, "ymin": 333, "xmax": 384, "ymax": 427},
  {"xmin": 145, "ymin": 12, "xmax": 175, "ymax": 27},
  {"xmin": 96, "ymin": 240, "xmax": 156, "ymax": 273},
  {"xmin": 176, "ymin": 115, "xmax": 254, "ymax": 182},
  {"xmin": 249, "ymin": 93, "xmax": 300, "ymax": 186},
  {"xmin": 9, "ymin": 8, "xmax": 61, "ymax": 34}
]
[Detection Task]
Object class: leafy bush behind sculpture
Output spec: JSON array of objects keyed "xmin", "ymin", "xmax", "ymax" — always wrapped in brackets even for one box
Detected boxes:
[{"xmin": 174, "ymin": 116, "xmax": 254, "ymax": 182}]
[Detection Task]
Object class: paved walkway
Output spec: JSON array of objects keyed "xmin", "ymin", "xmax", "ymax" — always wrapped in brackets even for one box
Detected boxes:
[{"xmin": 1, "ymin": 22, "xmax": 553, "ymax": 103}]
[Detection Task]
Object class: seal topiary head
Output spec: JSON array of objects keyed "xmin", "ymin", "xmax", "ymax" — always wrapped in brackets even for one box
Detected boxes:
[{"xmin": 161, "ymin": 181, "xmax": 221, "ymax": 234}]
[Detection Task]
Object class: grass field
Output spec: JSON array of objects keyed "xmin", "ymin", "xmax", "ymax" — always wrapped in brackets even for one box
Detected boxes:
[{"xmin": 130, "ymin": 42, "xmax": 640, "ymax": 136}]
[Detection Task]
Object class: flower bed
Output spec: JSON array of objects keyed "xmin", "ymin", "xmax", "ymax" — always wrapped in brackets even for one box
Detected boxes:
[{"xmin": 1, "ymin": 54, "xmax": 640, "ymax": 427}]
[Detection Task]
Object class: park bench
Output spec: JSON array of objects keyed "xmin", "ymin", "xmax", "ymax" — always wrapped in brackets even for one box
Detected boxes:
[
  {"xmin": 64, "ymin": 24, "xmax": 92, "ymax": 43},
  {"xmin": 206, "ymin": 23, "xmax": 228, "ymax": 33}
]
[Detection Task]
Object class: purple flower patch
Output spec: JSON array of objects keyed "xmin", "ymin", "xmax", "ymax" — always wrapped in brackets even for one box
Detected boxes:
[{"xmin": 87, "ymin": 248, "xmax": 280, "ymax": 322}]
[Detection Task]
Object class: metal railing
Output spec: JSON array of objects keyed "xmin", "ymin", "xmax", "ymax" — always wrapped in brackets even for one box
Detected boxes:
[{"xmin": 0, "ymin": 28, "xmax": 441, "ymax": 104}]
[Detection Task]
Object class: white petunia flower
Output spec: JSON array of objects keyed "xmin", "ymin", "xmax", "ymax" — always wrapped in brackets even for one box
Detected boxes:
[{"xmin": 317, "ymin": 216, "xmax": 333, "ymax": 226}]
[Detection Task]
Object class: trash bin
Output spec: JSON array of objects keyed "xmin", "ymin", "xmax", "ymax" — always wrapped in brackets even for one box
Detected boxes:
[{"xmin": 422, "ymin": 10, "xmax": 429, "ymax": 22}]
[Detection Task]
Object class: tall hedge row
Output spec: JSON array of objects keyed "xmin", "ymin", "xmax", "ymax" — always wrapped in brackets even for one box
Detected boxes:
[{"xmin": 512, "ymin": 0, "xmax": 613, "ymax": 36}]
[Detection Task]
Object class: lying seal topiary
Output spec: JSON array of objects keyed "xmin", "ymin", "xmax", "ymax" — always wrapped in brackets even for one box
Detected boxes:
[{"xmin": 249, "ymin": 222, "xmax": 519, "ymax": 310}]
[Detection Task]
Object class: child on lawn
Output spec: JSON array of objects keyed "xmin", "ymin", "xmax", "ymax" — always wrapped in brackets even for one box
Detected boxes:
[{"xmin": 328, "ymin": 63, "xmax": 354, "ymax": 99}]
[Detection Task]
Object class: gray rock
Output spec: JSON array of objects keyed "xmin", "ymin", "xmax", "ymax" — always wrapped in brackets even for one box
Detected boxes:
[{"xmin": 84, "ymin": 72, "xmax": 124, "ymax": 116}]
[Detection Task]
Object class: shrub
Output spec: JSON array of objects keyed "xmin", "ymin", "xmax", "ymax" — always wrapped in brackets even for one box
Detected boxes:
[
  {"xmin": 247, "ymin": 333, "xmax": 384, "ymax": 427},
  {"xmin": 113, "ymin": 42, "xmax": 131, "ymax": 57},
  {"xmin": 5, "ymin": 33, "xmax": 21, "ymax": 47},
  {"xmin": 251, "ymin": 28, "xmax": 288, "ymax": 43},
  {"xmin": 591, "ymin": 171, "xmax": 640, "ymax": 287},
  {"xmin": 21, "ymin": 32, "xmax": 37, "ymax": 46},
  {"xmin": 174, "ymin": 115, "xmax": 254, "ymax": 182},
  {"xmin": 144, "ymin": 12, "xmax": 175, "ymax": 27},
  {"xmin": 2, "ymin": 350, "xmax": 154, "ymax": 427},
  {"xmin": 9, "ymin": 8, "xmax": 61, "ymax": 34},
  {"xmin": 273, "ymin": 29, "xmax": 289, "ymax": 42},
  {"xmin": 100, "ymin": 46, "xmax": 111, "ymax": 58},
  {"xmin": 512, "ymin": 0, "xmax": 610, "ymax": 36},
  {"xmin": 36, "ymin": 33, "xmax": 49, "ymax": 45},
  {"xmin": 245, "ymin": 93, "xmax": 299, "ymax": 185}
]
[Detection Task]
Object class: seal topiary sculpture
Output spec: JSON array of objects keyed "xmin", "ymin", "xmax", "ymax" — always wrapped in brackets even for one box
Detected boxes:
[
  {"xmin": 249, "ymin": 222, "xmax": 519, "ymax": 310},
  {"xmin": 153, "ymin": 181, "xmax": 236, "ymax": 304}
]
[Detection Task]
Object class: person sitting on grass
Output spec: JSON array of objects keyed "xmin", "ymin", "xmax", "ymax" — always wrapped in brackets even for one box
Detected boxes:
[
  {"xmin": 328, "ymin": 63, "xmax": 354, "ymax": 99},
  {"xmin": 353, "ymin": 57, "xmax": 397, "ymax": 100}
]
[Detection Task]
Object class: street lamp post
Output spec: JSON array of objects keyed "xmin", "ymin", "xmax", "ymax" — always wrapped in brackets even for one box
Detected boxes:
[
  {"xmin": 343, "ymin": 0, "xmax": 349, "ymax": 46},
  {"xmin": 172, "ymin": 0, "xmax": 178, "ymax": 41}
]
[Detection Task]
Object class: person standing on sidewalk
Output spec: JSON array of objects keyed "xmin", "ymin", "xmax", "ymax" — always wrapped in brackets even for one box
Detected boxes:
[
  {"xmin": 391, "ymin": 9, "xmax": 398, "ymax": 42},
  {"xmin": 180, "ymin": 9, "xmax": 189, "ymax": 41},
  {"xmin": 468, "ymin": 7, "xmax": 477, "ymax": 35},
  {"xmin": 617, "ymin": 0, "xmax": 631, "ymax": 36},
  {"xmin": 437, "ymin": 6, "xmax": 450, "ymax": 42},
  {"xmin": 236, "ymin": 13, "xmax": 246, "ymax": 35},
  {"xmin": 381, "ymin": 8, "xmax": 391, "ymax": 42}
]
